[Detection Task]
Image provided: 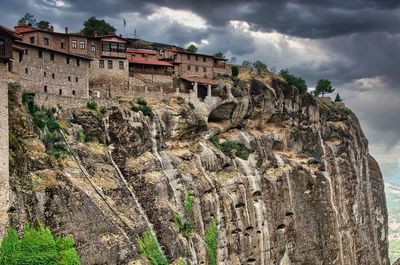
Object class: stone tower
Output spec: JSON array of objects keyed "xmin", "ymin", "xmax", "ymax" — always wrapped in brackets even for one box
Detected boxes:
[{"xmin": 0, "ymin": 80, "xmax": 9, "ymax": 238}]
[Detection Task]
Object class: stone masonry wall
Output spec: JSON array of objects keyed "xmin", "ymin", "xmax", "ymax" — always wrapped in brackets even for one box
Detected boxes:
[{"xmin": 0, "ymin": 80, "xmax": 9, "ymax": 239}]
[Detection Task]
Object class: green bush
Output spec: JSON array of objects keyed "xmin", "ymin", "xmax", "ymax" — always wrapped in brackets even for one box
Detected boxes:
[
  {"xmin": 231, "ymin": 66, "xmax": 239, "ymax": 78},
  {"xmin": 174, "ymin": 191, "xmax": 195, "ymax": 239},
  {"xmin": 183, "ymin": 192, "xmax": 193, "ymax": 216},
  {"xmin": 205, "ymin": 218, "xmax": 218, "ymax": 265},
  {"xmin": 78, "ymin": 131, "xmax": 90, "ymax": 143},
  {"xmin": 86, "ymin": 100, "xmax": 97, "ymax": 111},
  {"xmin": 209, "ymin": 136, "xmax": 249, "ymax": 160},
  {"xmin": 99, "ymin": 106, "xmax": 107, "ymax": 116},
  {"xmin": 188, "ymin": 102, "xmax": 195, "ymax": 110},
  {"xmin": 344, "ymin": 108, "xmax": 354, "ymax": 116},
  {"xmin": 280, "ymin": 69, "xmax": 308, "ymax": 93},
  {"xmin": 0, "ymin": 223, "xmax": 80, "ymax": 265},
  {"xmin": 136, "ymin": 230, "xmax": 167, "ymax": 265},
  {"xmin": 131, "ymin": 99, "xmax": 154, "ymax": 117},
  {"xmin": 175, "ymin": 257, "xmax": 187, "ymax": 265}
]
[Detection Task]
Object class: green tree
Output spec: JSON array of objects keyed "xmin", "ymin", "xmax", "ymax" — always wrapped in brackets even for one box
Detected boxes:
[
  {"xmin": 334, "ymin": 93, "xmax": 343, "ymax": 102},
  {"xmin": 214, "ymin": 51, "xmax": 224, "ymax": 58},
  {"xmin": 242, "ymin": 60, "xmax": 252, "ymax": 68},
  {"xmin": 231, "ymin": 65, "xmax": 239, "ymax": 77},
  {"xmin": 186, "ymin": 44, "xmax": 198, "ymax": 53},
  {"xmin": 37, "ymin": 20, "xmax": 50, "ymax": 30},
  {"xmin": 314, "ymin": 79, "xmax": 334, "ymax": 97},
  {"xmin": 0, "ymin": 223, "xmax": 80, "ymax": 265},
  {"xmin": 279, "ymin": 69, "xmax": 308, "ymax": 93},
  {"xmin": 18, "ymin": 13, "xmax": 37, "ymax": 26},
  {"xmin": 81, "ymin": 16, "xmax": 116, "ymax": 37},
  {"xmin": 253, "ymin": 60, "xmax": 267, "ymax": 75}
]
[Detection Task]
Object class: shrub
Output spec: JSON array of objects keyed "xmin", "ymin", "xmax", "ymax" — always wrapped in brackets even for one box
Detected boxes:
[
  {"xmin": 231, "ymin": 66, "xmax": 239, "ymax": 78},
  {"xmin": 344, "ymin": 108, "xmax": 354, "ymax": 116},
  {"xmin": 131, "ymin": 99, "xmax": 154, "ymax": 117},
  {"xmin": 99, "ymin": 106, "xmax": 107, "ymax": 115},
  {"xmin": 86, "ymin": 100, "xmax": 97, "ymax": 111},
  {"xmin": 136, "ymin": 230, "xmax": 167, "ymax": 265},
  {"xmin": 188, "ymin": 102, "xmax": 195, "ymax": 110},
  {"xmin": 205, "ymin": 218, "xmax": 218, "ymax": 265},
  {"xmin": 209, "ymin": 136, "xmax": 249, "ymax": 160},
  {"xmin": 78, "ymin": 131, "xmax": 90, "ymax": 143},
  {"xmin": 0, "ymin": 223, "xmax": 80, "ymax": 265},
  {"xmin": 175, "ymin": 257, "xmax": 187, "ymax": 265},
  {"xmin": 280, "ymin": 69, "xmax": 308, "ymax": 93},
  {"xmin": 183, "ymin": 192, "xmax": 193, "ymax": 216},
  {"xmin": 174, "ymin": 191, "xmax": 195, "ymax": 239}
]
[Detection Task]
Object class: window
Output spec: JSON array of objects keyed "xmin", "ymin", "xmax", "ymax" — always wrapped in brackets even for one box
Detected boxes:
[
  {"xmin": 24, "ymin": 49, "xmax": 28, "ymax": 55},
  {"xmin": 187, "ymin": 54, "xmax": 190, "ymax": 60},
  {"xmin": 76, "ymin": 59, "xmax": 80, "ymax": 66},
  {"xmin": 195, "ymin": 66, "xmax": 199, "ymax": 72},
  {"xmin": 102, "ymin": 42, "xmax": 110, "ymax": 51},
  {"xmin": 203, "ymin": 57, "xmax": 206, "ymax": 62},
  {"xmin": 59, "ymin": 89, "xmax": 62, "ymax": 95},
  {"xmin": 0, "ymin": 39, "xmax": 4, "ymax": 57},
  {"xmin": 72, "ymin": 90, "xmax": 76, "ymax": 96},
  {"xmin": 52, "ymin": 73, "xmax": 55, "ymax": 79},
  {"xmin": 72, "ymin": 40, "xmax": 77, "ymax": 49},
  {"xmin": 99, "ymin": 60, "xmax": 104, "ymax": 68},
  {"xmin": 66, "ymin": 57, "xmax": 70, "ymax": 64},
  {"xmin": 25, "ymin": 68, "xmax": 28, "ymax": 74},
  {"xmin": 8, "ymin": 61, "xmax": 13, "ymax": 72},
  {"xmin": 80, "ymin": 41, "xmax": 85, "ymax": 49},
  {"xmin": 108, "ymin": 60, "xmax": 113, "ymax": 69},
  {"xmin": 68, "ymin": 76, "xmax": 71, "ymax": 81},
  {"xmin": 61, "ymin": 39, "xmax": 66, "ymax": 49},
  {"xmin": 38, "ymin": 50, "xmax": 43, "ymax": 58},
  {"xmin": 50, "ymin": 53, "xmax": 54, "ymax": 61},
  {"xmin": 187, "ymin": 65, "xmax": 191, "ymax": 71},
  {"xmin": 119, "ymin": 61, "xmax": 124, "ymax": 70},
  {"xmin": 44, "ymin": 37, "xmax": 49, "ymax": 45},
  {"xmin": 76, "ymin": 77, "xmax": 78, "ymax": 82},
  {"xmin": 44, "ymin": 72, "xmax": 46, "ymax": 77},
  {"xmin": 90, "ymin": 44, "xmax": 96, "ymax": 52},
  {"xmin": 30, "ymin": 37, "xmax": 35, "ymax": 44},
  {"xmin": 44, "ymin": 86, "xmax": 47, "ymax": 93},
  {"xmin": 196, "ymin": 55, "xmax": 198, "ymax": 61}
]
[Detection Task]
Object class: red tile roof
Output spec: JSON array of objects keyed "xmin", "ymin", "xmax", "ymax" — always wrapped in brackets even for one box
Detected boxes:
[
  {"xmin": 181, "ymin": 76, "xmax": 217, "ymax": 85},
  {"xmin": 12, "ymin": 45, "xmax": 24, "ymax": 52},
  {"xmin": 128, "ymin": 56, "xmax": 173, "ymax": 67},
  {"xmin": 0, "ymin": 25, "xmax": 21, "ymax": 39},
  {"xmin": 162, "ymin": 47, "xmax": 228, "ymax": 61},
  {"xmin": 127, "ymin": 49, "xmax": 159, "ymax": 55}
]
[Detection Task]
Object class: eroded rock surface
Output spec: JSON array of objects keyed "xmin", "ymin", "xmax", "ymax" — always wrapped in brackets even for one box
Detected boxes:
[{"xmin": 8, "ymin": 72, "xmax": 389, "ymax": 264}]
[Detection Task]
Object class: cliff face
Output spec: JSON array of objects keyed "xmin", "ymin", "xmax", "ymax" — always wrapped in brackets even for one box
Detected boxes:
[{"xmin": 8, "ymin": 72, "xmax": 389, "ymax": 265}]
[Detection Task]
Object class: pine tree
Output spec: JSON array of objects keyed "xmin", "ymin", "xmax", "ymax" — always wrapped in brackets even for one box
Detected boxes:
[{"xmin": 335, "ymin": 93, "xmax": 343, "ymax": 102}]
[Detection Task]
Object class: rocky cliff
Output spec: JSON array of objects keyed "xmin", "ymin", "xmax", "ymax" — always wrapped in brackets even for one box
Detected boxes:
[{"xmin": 7, "ymin": 71, "xmax": 389, "ymax": 265}]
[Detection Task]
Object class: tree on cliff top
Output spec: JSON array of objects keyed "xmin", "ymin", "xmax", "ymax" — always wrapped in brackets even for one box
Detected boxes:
[
  {"xmin": 81, "ymin": 16, "xmax": 116, "ymax": 37},
  {"xmin": 280, "ymin": 69, "xmax": 308, "ymax": 93},
  {"xmin": 0, "ymin": 223, "xmax": 80, "ymax": 265},
  {"xmin": 314, "ymin": 79, "xmax": 335, "ymax": 97},
  {"xmin": 187, "ymin": 44, "xmax": 198, "ymax": 53}
]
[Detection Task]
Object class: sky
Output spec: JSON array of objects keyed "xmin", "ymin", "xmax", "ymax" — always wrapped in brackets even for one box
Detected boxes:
[{"xmin": 1, "ymin": 0, "xmax": 400, "ymax": 163}]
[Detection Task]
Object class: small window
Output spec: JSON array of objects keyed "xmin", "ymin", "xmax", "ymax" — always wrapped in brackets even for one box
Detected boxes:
[
  {"xmin": 196, "ymin": 55, "xmax": 198, "ymax": 61},
  {"xmin": 72, "ymin": 90, "xmax": 76, "ymax": 96},
  {"xmin": 44, "ymin": 86, "xmax": 48, "ymax": 93},
  {"xmin": 59, "ymin": 89, "xmax": 62, "ymax": 95},
  {"xmin": 38, "ymin": 50, "xmax": 43, "ymax": 58},
  {"xmin": 52, "ymin": 73, "xmax": 55, "ymax": 79},
  {"xmin": 76, "ymin": 59, "xmax": 80, "ymax": 66},
  {"xmin": 119, "ymin": 61, "xmax": 124, "ymax": 70},
  {"xmin": 8, "ymin": 61, "xmax": 13, "ymax": 72},
  {"xmin": 61, "ymin": 40, "xmax": 66, "ymax": 49},
  {"xmin": 187, "ymin": 54, "xmax": 190, "ymax": 60},
  {"xmin": 44, "ymin": 72, "xmax": 46, "ymax": 77},
  {"xmin": 75, "ymin": 77, "xmax": 78, "ymax": 82},
  {"xmin": 99, "ymin": 60, "xmax": 104, "ymax": 68},
  {"xmin": 30, "ymin": 37, "xmax": 35, "ymax": 44},
  {"xmin": 44, "ymin": 37, "xmax": 49, "ymax": 45},
  {"xmin": 25, "ymin": 68, "xmax": 28, "ymax": 74},
  {"xmin": 108, "ymin": 60, "xmax": 113, "ymax": 69},
  {"xmin": 80, "ymin": 41, "xmax": 85, "ymax": 49},
  {"xmin": 24, "ymin": 49, "xmax": 28, "ymax": 55},
  {"xmin": 187, "ymin": 65, "xmax": 191, "ymax": 71},
  {"xmin": 68, "ymin": 76, "xmax": 71, "ymax": 81},
  {"xmin": 203, "ymin": 57, "xmax": 206, "ymax": 62},
  {"xmin": 50, "ymin": 53, "xmax": 54, "ymax": 61},
  {"xmin": 72, "ymin": 40, "xmax": 77, "ymax": 49},
  {"xmin": 91, "ymin": 45, "xmax": 96, "ymax": 52},
  {"xmin": 195, "ymin": 66, "xmax": 199, "ymax": 72},
  {"xmin": 66, "ymin": 57, "xmax": 70, "ymax": 64}
]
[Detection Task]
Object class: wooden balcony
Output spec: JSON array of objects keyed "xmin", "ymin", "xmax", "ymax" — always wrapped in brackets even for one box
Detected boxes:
[{"xmin": 101, "ymin": 50, "xmax": 127, "ymax": 58}]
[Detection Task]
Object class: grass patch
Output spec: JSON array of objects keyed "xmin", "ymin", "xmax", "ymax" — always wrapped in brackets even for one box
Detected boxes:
[
  {"xmin": 175, "ymin": 191, "xmax": 195, "ymax": 239},
  {"xmin": 131, "ymin": 99, "xmax": 154, "ymax": 117},
  {"xmin": 136, "ymin": 230, "xmax": 167, "ymax": 265},
  {"xmin": 188, "ymin": 102, "xmax": 195, "ymax": 110},
  {"xmin": 78, "ymin": 131, "xmax": 90, "ymax": 143},
  {"xmin": 0, "ymin": 223, "xmax": 80, "ymax": 265},
  {"xmin": 209, "ymin": 136, "xmax": 249, "ymax": 160},
  {"xmin": 86, "ymin": 100, "xmax": 97, "ymax": 111},
  {"xmin": 205, "ymin": 218, "xmax": 218, "ymax": 265},
  {"xmin": 344, "ymin": 108, "xmax": 354, "ymax": 117}
]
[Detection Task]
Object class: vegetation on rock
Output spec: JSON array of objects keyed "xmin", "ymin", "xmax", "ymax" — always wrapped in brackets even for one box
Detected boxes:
[
  {"xmin": 131, "ymin": 99, "xmax": 154, "ymax": 117},
  {"xmin": 205, "ymin": 218, "xmax": 218, "ymax": 265},
  {"xmin": 86, "ymin": 100, "xmax": 98, "ymax": 111},
  {"xmin": 136, "ymin": 230, "xmax": 168, "ymax": 265},
  {"xmin": 175, "ymin": 191, "xmax": 195, "ymax": 239},
  {"xmin": 0, "ymin": 223, "xmax": 80, "ymax": 265},
  {"xmin": 280, "ymin": 69, "xmax": 308, "ymax": 93},
  {"xmin": 314, "ymin": 79, "xmax": 334, "ymax": 97},
  {"xmin": 210, "ymin": 136, "xmax": 249, "ymax": 160},
  {"xmin": 231, "ymin": 65, "xmax": 239, "ymax": 78}
]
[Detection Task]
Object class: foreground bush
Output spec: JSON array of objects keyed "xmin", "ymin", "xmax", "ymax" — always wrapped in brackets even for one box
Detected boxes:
[{"xmin": 0, "ymin": 223, "xmax": 80, "ymax": 265}]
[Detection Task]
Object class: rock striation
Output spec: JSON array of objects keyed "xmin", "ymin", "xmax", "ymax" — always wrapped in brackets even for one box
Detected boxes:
[{"xmin": 7, "ymin": 71, "xmax": 389, "ymax": 264}]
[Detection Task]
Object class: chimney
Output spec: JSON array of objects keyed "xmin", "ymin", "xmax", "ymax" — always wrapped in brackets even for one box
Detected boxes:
[
  {"xmin": 49, "ymin": 26, "xmax": 54, "ymax": 32},
  {"xmin": 94, "ymin": 31, "xmax": 98, "ymax": 37},
  {"xmin": 65, "ymin": 27, "xmax": 68, "ymax": 34}
]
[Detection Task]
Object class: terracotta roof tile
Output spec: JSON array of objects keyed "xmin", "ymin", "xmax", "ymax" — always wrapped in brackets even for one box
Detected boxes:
[
  {"xmin": 128, "ymin": 56, "xmax": 173, "ymax": 67},
  {"xmin": 181, "ymin": 76, "xmax": 217, "ymax": 85}
]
